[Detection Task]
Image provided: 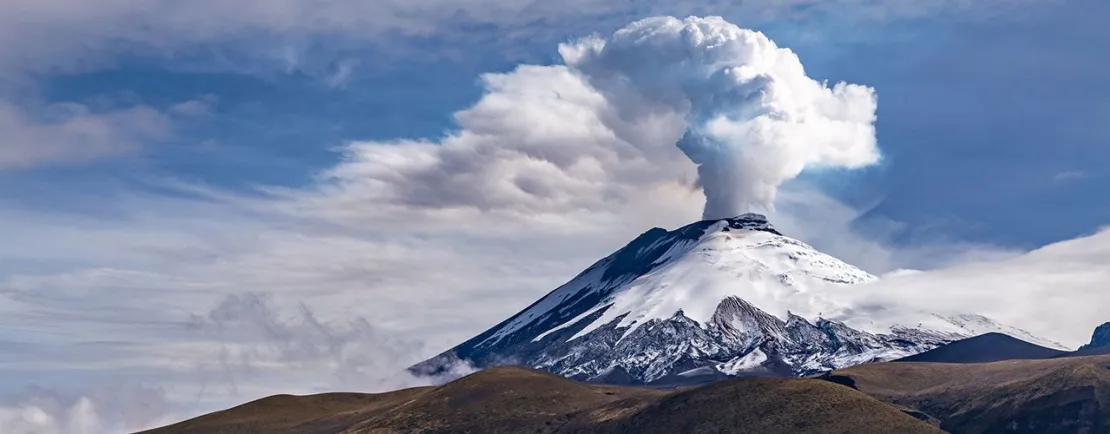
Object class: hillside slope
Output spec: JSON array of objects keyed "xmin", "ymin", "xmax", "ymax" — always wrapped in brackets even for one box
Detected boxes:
[
  {"xmin": 142, "ymin": 366, "xmax": 939, "ymax": 434},
  {"xmin": 826, "ymin": 354, "xmax": 1110, "ymax": 433},
  {"xmin": 895, "ymin": 333, "xmax": 1065, "ymax": 363}
]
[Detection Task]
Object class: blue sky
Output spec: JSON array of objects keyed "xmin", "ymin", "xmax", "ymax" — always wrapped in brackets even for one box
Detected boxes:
[{"xmin": 1, "ymin": 0, "xmax": 1107, "ymax": 432}]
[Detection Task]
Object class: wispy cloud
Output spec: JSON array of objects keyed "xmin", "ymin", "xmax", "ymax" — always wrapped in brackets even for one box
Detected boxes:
[
  {"xmin": 0, "ymin": 101, "xmax": 169, "ymax": 170},
  {"xmin": 168, "ymin": 95, "xmax": 218, "ymax": 118},
  {"xmin": 1053, "ymin": 170, "xmax": 1086, "ymax": 183},
  {"xmin": 0, "ymin": 0, "xmax": 1043, "ymax": 80},
  {"xmin": 0, "ymin": 95, "xmax": 220, "ymax": 170}
]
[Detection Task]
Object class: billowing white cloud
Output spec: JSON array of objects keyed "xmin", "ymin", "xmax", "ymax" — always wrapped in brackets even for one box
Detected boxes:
[{"xmin": 564, "ymin": 16, "xmax": 879, "ymax": 218}]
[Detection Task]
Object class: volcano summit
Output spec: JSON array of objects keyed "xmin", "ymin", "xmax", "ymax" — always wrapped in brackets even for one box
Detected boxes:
[{"xmin": 412, "ymin": 214, "xmax": 1057, "ymax": 385}]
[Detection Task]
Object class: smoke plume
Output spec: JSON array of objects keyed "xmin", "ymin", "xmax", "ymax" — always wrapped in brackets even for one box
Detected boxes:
[{"xmin": 563, "ymin": 16, "xmax": 881, "ymax": 219}]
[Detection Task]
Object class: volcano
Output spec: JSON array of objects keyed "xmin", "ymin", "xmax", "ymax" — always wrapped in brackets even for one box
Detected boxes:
[{"xmin": 412, "ymin": 214, "xmax": 1058, "ymax": 385}]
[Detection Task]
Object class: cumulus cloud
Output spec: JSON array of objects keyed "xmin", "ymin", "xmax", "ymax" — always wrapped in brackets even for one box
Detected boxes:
[
  {"xmin": 564, "ymin": 16, "xmax": 879, "ymax": 218},
  {"xmin": 312, "ymin": 64, "xmax": 687, "ymax": 217}
]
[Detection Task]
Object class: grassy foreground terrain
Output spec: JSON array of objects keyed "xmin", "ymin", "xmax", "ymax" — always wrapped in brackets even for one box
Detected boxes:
[
  {"xmin": 141, "ymin": 366, "xmax": 940, "ymax": 434},
  {"xmin": 828, "ymin": 354, "xmax": 1110, "ymax": 433},
  {"xmin": 145, "ymin": 354, "xmax": 1110, "ymax": 434}
]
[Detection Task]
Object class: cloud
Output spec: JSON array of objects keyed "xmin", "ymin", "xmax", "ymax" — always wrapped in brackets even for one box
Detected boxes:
[
  {"xmin": 323, "ymin": 60, "xmax": 359, "ymax": 89},
  {"xmin": 0, "ymin": 0, "xmax": 1039, "ymax": 80},
  {"xmin": 0, "ymin": 101, "xmax": 170, "ymax": 170},
  {"xmin": 262, "ymin": 62, "xmax": 699, "ymax": 232},
  {"xmin": 168, "ymin": 95, "xmax": 218, "ymax": 118},
  {"xmin": 0, "ymin": 385, "xmax": 177, "ymax": 434},
  {"xmin": 0, "ymin": 95, "xmax": 217, "ymax": 170},
  {"xmin": 1053, "ymin": 170, "xmax": 1086, "ymax": 183},
  {"xmin": 826, "ymin": 226, "xmax": 1110, "ymax": 349},
  {"xmin": 564, "ymin": 16, "xmax": 879, "ymax": 218},
  {"xmin": 186, "ymin": 293, "xmax": 475, "ymax": 393}
]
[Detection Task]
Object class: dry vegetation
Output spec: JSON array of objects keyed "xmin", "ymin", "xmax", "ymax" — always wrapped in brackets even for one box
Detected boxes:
[
  {"xmin": 141, "ymin": 366, "xmax": 938, "ymax": 434},
  {"xmin": 829, "ymin": 355, "xmax": 1110, "ymax": 433}
]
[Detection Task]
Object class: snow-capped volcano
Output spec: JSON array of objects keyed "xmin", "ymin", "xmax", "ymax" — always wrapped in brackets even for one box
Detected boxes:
[{"xmin": 412, "ymin": 214, "xmax": 1058, "ymax": 384}]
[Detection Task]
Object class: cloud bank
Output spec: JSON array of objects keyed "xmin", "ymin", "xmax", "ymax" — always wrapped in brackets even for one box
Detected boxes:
[{"xmin": 827, "ymin": 226, "xmax": 1110, "ymax": 349}]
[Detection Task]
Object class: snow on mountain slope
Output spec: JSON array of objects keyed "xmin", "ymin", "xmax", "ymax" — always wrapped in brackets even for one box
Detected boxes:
[
  {"xmin": 411, "ymin": 214, "xmax": 1059, "ymax": 384},
  {"xmin": 540, "ymin": 220, "xmax": 874, "ymax": 343}
]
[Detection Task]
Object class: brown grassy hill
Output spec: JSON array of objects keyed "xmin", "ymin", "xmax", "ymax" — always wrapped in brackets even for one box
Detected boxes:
[
  {"xmin": 141, "ymin": 366, "xmax": 938, "ymax": 434},
  {"xmin": 826, "ymin": 354, "xmax": 1110, "ymax": 434},
  {"xmin": 565, "ymin": 376, "xmax": 943, "ymax": 434},
  {"xmin": 136, "ymin": 388, "xmax": 433, "ymax": 434},
  {"xmin": 341, "ymin": 366, "xmax": 664, "ymax": 433}
]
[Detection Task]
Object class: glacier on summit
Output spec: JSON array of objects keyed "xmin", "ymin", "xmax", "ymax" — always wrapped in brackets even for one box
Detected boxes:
[{"xmin": 412, "ymin": 214, "xmax": 1059, "ymax": 385}]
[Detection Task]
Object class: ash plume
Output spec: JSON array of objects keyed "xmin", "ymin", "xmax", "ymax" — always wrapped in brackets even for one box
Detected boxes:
[{"xmin": 563, "ymin": 16, "xmax": 881, "ymax": 219}]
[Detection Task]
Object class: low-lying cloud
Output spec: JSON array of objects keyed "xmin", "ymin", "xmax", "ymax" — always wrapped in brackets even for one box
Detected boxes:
[{"xmin": 0, "ymin": 385, "xmax": 176, "ymax": 434}]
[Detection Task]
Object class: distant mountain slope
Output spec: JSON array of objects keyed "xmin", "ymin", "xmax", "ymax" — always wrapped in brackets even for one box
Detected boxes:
[
  {"xmin": 1060, "ymin": 346, "xmax": 1110, "ymax": 358},
  {"xmin": 413, "ymin": 214, "xmax": 1058, "ymax": 384},
  {"xmin": 1077, "ymin": 322, "xmax": 1110, "ymax": 352},
  {"xmin": 142, "ymin": 366, "xmax": 940, "ymax": 434},
  {"xmin": 564, "ymin": 376, "xmax": 943, "ymax": 434},
  {"xmin": 895, "ymin": 333, "xmax": 1065, "ymax": 363},
  {"xmin": 1048, "ymin": 321, "xmax": 1110, "ymax": 358},
  {"xmin": 824, "ymin": 354, "xmax": 1110, "ymax": 433}
]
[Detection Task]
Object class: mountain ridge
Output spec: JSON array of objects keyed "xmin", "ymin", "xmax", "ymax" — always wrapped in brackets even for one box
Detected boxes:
[{"xmin": 1080, "ymin": 322, "xmax": 1110, "ymax": 351}]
